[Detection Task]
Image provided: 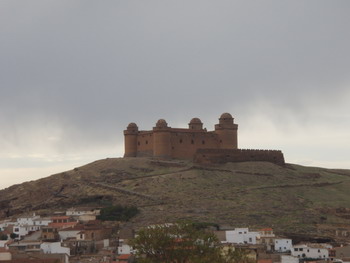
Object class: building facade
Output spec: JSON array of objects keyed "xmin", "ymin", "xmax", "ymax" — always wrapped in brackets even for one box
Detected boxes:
[
  {"xmin": 274, "ymin": 238, "xmax": 293, "ymax": 252},
  {"xmin": 224, "ymin": 228, "xmax": 260, "ymax": 245},
  {"xmin": 291, "ymin": 244, "xmax": 329, "ymax": 259}
]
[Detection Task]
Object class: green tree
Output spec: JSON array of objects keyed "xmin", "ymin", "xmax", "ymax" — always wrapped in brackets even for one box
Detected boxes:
[
  {"xmin": 97, "ymin": 205, "xmax": 139, "ymax": 221},
  {"xmin": 130, "ymin": 222, "xmax": 223, "ymax": 263},
  {"xmin": 10, "ymin": 233, "xmax": 18, "ymax": 239}
]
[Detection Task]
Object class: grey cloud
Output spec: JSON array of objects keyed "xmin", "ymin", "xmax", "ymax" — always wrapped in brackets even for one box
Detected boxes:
[{"xmin": 0, "ymin": 0, "xmax": 350, "ymax": 172}]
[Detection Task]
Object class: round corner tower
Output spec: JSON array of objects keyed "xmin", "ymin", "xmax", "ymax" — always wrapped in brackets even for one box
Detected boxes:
[
  {"xmin": 215, "ymin": 113, "xmax": 238, "ymax": 149},
  {"xmin": 153, "ymin": 119, "xmax": 171, "ymax": 158},
  {"xmin": 124, "ymin": 122, "xmax": 139, "ymax": 157},
  {"xmin": 188, "ymin": 118, "xmax": 203, "ymax": 130}
]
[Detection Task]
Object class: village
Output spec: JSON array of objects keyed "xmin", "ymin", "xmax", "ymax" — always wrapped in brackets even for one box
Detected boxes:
[{"xmin": 0, "ymin": 206, "xmax": 349, "ymax": 263}]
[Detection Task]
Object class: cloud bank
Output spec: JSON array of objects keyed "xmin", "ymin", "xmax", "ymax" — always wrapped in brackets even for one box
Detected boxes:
[{"xmin": 1, "ymin": 0, "xmax": 350, "ymax": 189}]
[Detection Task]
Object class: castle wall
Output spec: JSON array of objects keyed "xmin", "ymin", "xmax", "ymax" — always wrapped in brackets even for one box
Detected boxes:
[
  {"xmin": 136, "ymin": 132, "xmax": 153, "ymax": 157},
  {"xmin": 170, "ymin": 130, "xmax": 220, "ymax": 159},
  {"xmin": 194, "ymin": 149, "xmax": 285, "ymax": 165},
  {"xmin": 124, "ymin": 113, "xmax": 285, "ymax": 165}
]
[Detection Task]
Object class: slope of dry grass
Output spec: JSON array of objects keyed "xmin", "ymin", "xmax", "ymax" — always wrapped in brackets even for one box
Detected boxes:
[{"xmin": 1, "ymin": 157, "xmax": 350, "ymax": 240}]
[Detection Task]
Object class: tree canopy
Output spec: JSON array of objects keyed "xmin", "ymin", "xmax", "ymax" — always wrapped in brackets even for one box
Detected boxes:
[
  {"xmin": 97, "ymin": 205, "xmax": 139, "ymax": 221},
  {"xmin": 130, "ymin": 221, "xmax": 253, "ymax": 263}
]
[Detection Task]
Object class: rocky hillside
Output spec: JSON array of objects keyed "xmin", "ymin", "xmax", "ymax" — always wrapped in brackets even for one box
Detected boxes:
[{"xmin": 1, "ymin": 157, "xmax": 350, "ymax": 241}]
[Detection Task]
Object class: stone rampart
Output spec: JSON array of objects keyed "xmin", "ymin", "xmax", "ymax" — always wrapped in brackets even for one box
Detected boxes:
[
  {"xmin": 194, "ymin": 148, "xmax": 285, "ymax": 165},
  {"xmin": 124, "ymin": 113, "xmax": 285, "ymax": 165}
]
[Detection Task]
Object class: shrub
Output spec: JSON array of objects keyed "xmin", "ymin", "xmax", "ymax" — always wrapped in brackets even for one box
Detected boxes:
[{"xmin": 97, "ymin": 205, "xmax": 139, "ymax": 221}]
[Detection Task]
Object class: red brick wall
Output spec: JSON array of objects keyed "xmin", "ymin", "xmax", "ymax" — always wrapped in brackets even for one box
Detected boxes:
[{"xmin": 194, "ymin": 149, "xmax": 285, "ymax": 165}]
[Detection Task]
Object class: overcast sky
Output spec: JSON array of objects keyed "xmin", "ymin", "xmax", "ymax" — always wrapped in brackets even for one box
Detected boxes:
[{"xmin": 1, "ymin": 0, "xmax": 350, "ymax": 189}]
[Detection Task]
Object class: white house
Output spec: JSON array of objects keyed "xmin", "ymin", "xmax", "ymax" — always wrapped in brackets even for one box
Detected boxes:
[
  {"xmin": 17, "ymin": 214, "xmax": 40, "ymax": 226},
  {"xmin": 13, "ymin": 225, "xmax": 29, "ymax": 239},
  {"xmin": 118, "ymin": 239, "xmax": 134, "ymax": 255},
  {"xmin": 291, "ymin": 244, "xmax": 329, "ymax": 259},
  {"xmin": 11, "ymin": 215, "xmax": 51, "ymax": 239},
  {"xmin": 40, "ymin": 242, "xmax": 70, "ymax": 263},
  {"xmin": 33, "ymin": 218, "xmax": 52, "ymax": 226},
  {"xmin": 13, "ymin": 225, "xmax": 41, "ymax": 239},
  {"xmin": 225, "ymin": 228, "xmax": 260, "ymax": 244},
  {"xmin": 275, "ymin": 238, "xmax": 293, "ymax": 252},
  {"xmin": 41, "ymin": 242, "xmax": 70, "ymax": 256},
  {"xmin": 59, "ymin": 227, "xmax": 83, "ymax": 241}
]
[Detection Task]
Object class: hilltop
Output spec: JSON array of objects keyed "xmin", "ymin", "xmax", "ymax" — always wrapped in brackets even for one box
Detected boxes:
[{"xmin": 1, "ymin": 157, "xmax": 350, "ymax": 241}]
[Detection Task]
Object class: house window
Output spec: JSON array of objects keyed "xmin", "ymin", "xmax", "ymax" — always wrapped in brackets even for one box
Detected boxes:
[
  {"xmin": 14, "ymin": 228, "xmax": 19, "ymax": 232},
  {"xmin": 318, "ymin": 249, "xmax": 321, "ymax": 253},
  {"xmin": 299, "ymin": 248, "xmax": 303, "ymax": 251},
  {"xmin": 191, "ymin": 140, "xmax": 194, "ymax": 144},
  {"xmin": 179, "ymin": 139, "xmax": 182, "ymax": 143},
  {"xmin": 202, "ymin": 140, "xmax": 205, "ymax": 144},
  {"xmin": 145, "ymin": 140, "xmax": 148, "ymax": 144},
  {"xmin": 294, "ymin": 248, "xmax": 298, "ymax": 252},
  {"xmin": 249, "ymin": 238, "xmax": 252, "ymax": 242}
]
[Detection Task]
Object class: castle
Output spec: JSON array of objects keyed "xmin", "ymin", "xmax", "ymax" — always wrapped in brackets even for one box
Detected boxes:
[{"xmin": 124, "ymin": 113, "xmax": 285, "ymax": 165}]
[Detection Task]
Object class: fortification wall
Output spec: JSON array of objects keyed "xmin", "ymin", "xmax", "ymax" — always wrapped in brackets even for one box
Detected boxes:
[
  {"xmin": 194, "ymin": 148, "xmax": 285, "ymax": 165},
  {"xmin": 170, "ymin": 131, "xmax": 219, "ymax": 159},
  {"xmin": 136, "ymin": 132, "xmax": 153, "ymax": 157},
  {"xmin": 124, "ymin": 113, "xmax": 284, "ymax": 164}
]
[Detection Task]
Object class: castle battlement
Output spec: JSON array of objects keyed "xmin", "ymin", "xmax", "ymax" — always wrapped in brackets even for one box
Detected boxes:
[{"xmin": 123, "ymin": 113, "xmax": 285, "ymax": 165}]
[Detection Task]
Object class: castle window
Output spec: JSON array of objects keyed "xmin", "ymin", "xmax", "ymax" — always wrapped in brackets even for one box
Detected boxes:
[
  {"xmin": 146, "ymin": 140, "xmax": 148, "ymax": 144},
  {"xmin": 220, "ymin": 140, "xmax": 222, "ymax": 143},
  {"xmin": 202, "ymin": 140, "xmax": 205, "ymax": 145},
  {"xmin": 179, "ymin": 139, "xmax": 183, "ymax": 143},
  {"xmin": 191, "ymin": 139, "xmax": 194, "ymax": 144},
  {"xmin": 138, "ymin": 141, "xmax": 140, "ymax": 146}
]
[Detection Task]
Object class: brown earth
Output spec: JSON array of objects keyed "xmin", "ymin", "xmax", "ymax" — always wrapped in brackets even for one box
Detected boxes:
[{"xmin": 1, "ymin": 157, "xmax": 350, "ymax": 241}]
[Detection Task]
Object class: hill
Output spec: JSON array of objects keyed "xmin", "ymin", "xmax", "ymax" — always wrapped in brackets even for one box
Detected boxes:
[{"xmin": 1, "ymin": 157, "xmax": 350, "ymax": 241}]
